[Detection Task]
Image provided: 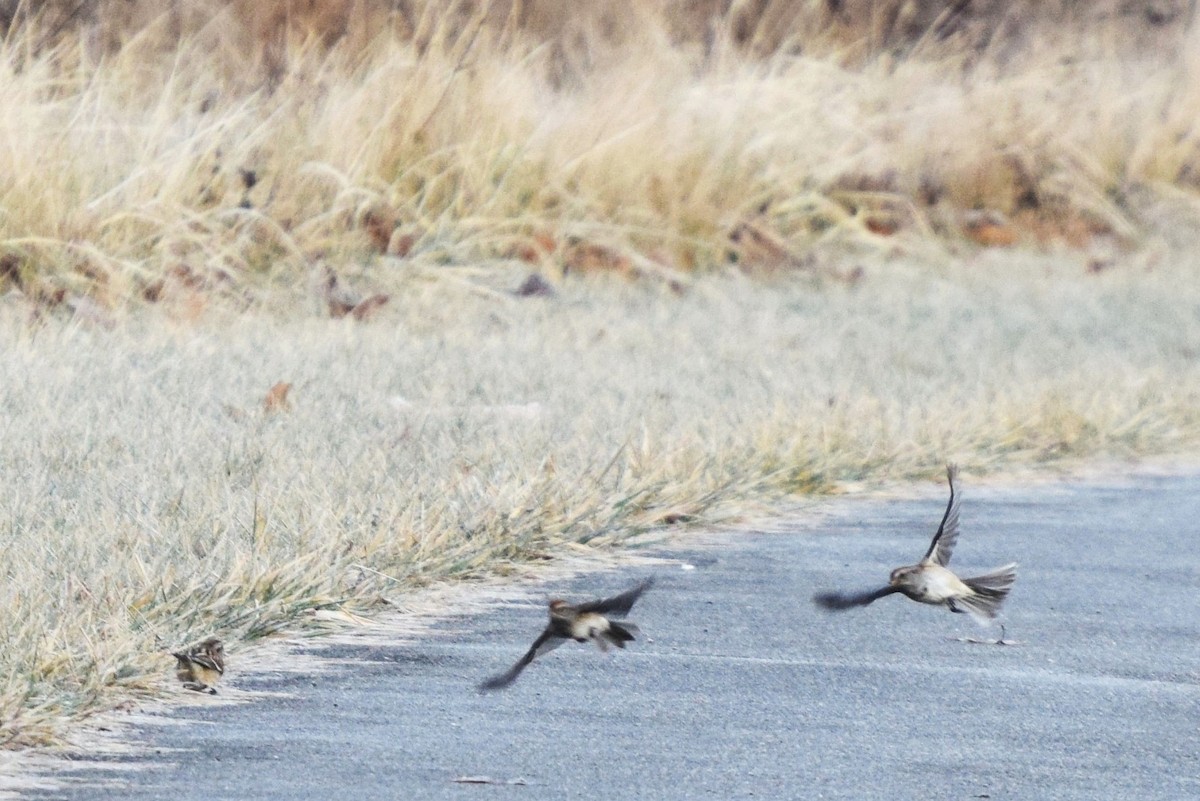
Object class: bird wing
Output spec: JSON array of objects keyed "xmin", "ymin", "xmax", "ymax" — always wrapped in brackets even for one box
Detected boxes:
[
  {"xmin": 478, "ymin": 629, "xmax": 563, "ymax": 692},
  {"xmin": 812, "ymin": 586, "xmax": 901, "ymax": 610},
  {"xmin": 190, "ymin": 654, "xmax": 224, "ymax": 674},
  {"xmin": 172, "ymin": 651, "xmax": 223, "ymax": 674},
  {"xmin": 921, "ymin": 463, "xmax": 960, "ymax": 567},
  {"xmin": 575, "ymin": 577, "xmax": 654, "ymax": 617}
]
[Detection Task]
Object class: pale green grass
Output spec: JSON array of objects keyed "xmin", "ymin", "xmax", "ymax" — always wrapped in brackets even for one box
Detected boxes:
[{"xmin": 4, "ymin": 251, "xmax": 1200, "ymax": 745}]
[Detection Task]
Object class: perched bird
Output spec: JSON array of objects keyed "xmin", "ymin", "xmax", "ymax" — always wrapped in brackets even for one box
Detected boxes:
[
  {"xmin": 172, "ymin": 637, "xmax": 226, "ymax": 694},
  {"xmin": 479, "ymin": 578, "xmax": 654, "ymax": 691},
  {"xmin": 813, "ymin": 464, "xmax": 1017, "ymax": 641}
]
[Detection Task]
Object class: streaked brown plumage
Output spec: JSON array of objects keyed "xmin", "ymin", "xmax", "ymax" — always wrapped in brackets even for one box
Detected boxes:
[
  {"xmin": 813, "ymin": 464, "xmax": 1017, "ymax": 636},
  {"xmin": 172, "ymin": 637, "xmax": 225, "ymax": 694},
  {"xmin": 478, "ymin": 578, "xmax": 654, "ymax": 691}
]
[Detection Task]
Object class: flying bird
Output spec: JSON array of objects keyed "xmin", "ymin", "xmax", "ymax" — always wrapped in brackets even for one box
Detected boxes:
[
  {"xmin": 172, "ymin": 637, "xmax": 226, "ymax": 694},
  {"xmin": 813, "ymin": 464, "xmax": 1017, "ymax": 642},
  {"xmin": 479, "ymin": 578, "xmax": 654, "ymax": 691}
]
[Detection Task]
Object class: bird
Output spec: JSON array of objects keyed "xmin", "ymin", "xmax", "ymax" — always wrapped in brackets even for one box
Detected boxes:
[
  {"xmin": 813, "ymin": 464, "xmax": 1017, "ymax": 642},
  {"xmin": 172, "ymin": 637, "xmax": 226, "ymax": 694},
  {"xmin": 478, "ymin": 577, "xmax": 654, "ymax": 691}
]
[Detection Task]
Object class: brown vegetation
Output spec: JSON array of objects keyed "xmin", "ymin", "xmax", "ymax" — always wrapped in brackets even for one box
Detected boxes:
[{"xmin": 0, "ymin": 1, "xmax": 1196, "ymax": 319}]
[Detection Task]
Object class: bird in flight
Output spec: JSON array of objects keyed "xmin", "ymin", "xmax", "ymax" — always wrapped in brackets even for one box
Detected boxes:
[
  {"xmin": 172, "ymin": 637, "xmax": 226, "ymax": 694},
  {"xmin": 813, "ymin": 464, "xmax": 1017, "ymax": 643},
  {"xmin": 479, "ymin": 577, "xmax": 654, "ymax": 691}
]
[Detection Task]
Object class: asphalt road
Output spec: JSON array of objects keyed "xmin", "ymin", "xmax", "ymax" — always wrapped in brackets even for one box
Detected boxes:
[{"xmin": 28, "ymin": 471, "xmax": 1200, "ymax": 800}]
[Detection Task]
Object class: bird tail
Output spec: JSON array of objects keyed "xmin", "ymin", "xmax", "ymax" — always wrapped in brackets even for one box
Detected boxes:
[
  {"xmin": 955, "ymin": 563, "xmax": 1018, "ymax": 622},
  {"xmin": 602, "ymin": 621, "xmax": 639, "ymax": 649}
]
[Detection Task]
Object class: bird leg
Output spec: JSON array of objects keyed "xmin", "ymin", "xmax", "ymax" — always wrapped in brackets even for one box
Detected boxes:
[{"xmin": 954, "ymin": 623, "xmax": 1020, "ymax": 646}]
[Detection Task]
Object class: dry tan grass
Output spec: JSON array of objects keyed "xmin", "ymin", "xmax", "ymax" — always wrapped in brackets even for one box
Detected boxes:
[
  {"xmin": 0, "ymin": 1, "xmax": 1198, "ymax": 313},
  {"xmin": 4, "ymin": 0, "xmax": 1200, "ymax": 749}
]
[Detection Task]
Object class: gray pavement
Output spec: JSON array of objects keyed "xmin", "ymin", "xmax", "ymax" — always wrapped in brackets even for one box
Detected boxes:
[{"xmin": 29, "ymin": 471, "xmax": 1200, "ymax": 800}]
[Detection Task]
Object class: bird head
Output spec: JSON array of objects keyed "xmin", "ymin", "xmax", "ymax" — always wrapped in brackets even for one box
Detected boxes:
[
  {"xmin": 888, "ymin": 566, "xmax": 917, "ymax": 586},
  {"xmin": 548, "ymin": 599, "xmax": 575, "ymax": 620},
  {"xmin": 199, "ymin": 637, "xmax": 224, "ymax": 657}
]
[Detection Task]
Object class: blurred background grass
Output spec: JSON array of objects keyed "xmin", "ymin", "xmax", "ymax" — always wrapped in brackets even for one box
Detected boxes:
[{"xmin": 1, "ymin": 1, "xmax": 1199, "ymax": 313}]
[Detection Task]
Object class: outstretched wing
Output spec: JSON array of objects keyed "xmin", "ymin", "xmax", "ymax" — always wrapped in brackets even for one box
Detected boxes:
[
  {"xmin": 478, "ymin": 629, "xmax": 563, "ymax": 692},
  {"xmin": 190, "ymin": 654, "xmax": 224, "ymax": 673},
  {"xmin": 171, "ymin": 651, "xmax": 223, "ymax": 674},
  {"xmin": 921, "ymin": 463, "xmax": 960, "ymax": 567},
  {"xmin": 576, "ymin": 577, "xmax": 655, "ymax": 617},
  {"xmin": 812, "ymin": 586, "xmax": 901, "ymax": 610}
]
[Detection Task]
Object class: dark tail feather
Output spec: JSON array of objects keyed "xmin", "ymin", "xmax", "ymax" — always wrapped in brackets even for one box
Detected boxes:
[
  {"xmin": 603, "ymin": 621, "xmax": 638, "ymax": 648},
  {"xmin": 958, "ymin": 563, "xmax": 1018, "ymax": 621}
]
